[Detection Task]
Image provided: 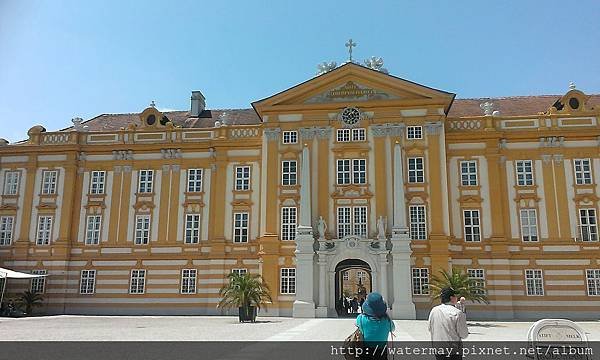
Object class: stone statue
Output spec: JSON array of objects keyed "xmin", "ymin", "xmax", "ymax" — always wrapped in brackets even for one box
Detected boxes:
[
  {"xmin": 377, "ymin": 216, "xmax": 386, "ymax": 239},
  {"xmin": 317, "ymin": 216, "xmax": 327, "ymax": 239}
]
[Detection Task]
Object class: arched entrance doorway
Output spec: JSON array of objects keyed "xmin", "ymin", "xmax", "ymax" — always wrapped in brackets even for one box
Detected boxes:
[{"xmin": 334, "ymin": 259, "xmax": 372, "ymax": 317}]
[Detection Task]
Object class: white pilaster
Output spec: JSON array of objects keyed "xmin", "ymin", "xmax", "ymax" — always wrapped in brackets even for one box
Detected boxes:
[
  {"xmin": 316, "ymin": 253, "xmax": 328, "ymax": 317},
  {"xmin": 378, "ymin": 253, "xmax": 389, "ymax": 304}
]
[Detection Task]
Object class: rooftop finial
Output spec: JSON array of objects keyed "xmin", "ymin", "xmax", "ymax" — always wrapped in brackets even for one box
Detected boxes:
[
  {"xmin": 363, "ymin": 56, "xmax": 388, "ymax": 74},
  {"xmin": 316, "ymin": 61, "xmax": 337, "ymax": 76},
  {"xmin": 480, "ymin": 101, "xmax": 494, "ymax": 116},
  {"xmin": 345, "ymin": 38, "xmax": 357, "ymax": 62},
  {"xmin": 569, "ymin": 81, "xmax": 576, "ymax": 90},
  {"xmin": 150, "ymin": 100, "xmax": 156, "ymax": 108}
]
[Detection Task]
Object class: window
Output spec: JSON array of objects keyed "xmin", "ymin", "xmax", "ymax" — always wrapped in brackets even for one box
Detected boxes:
[
  {"xmin": 408, "ymin": 158, "xmax": 424, "ymax": 183},
  {"xmin": 134, "ymin": 215, "xmax": 151, "ymax": 245},
  {"xmin": 460, "ymin": 161, "xmax": 478, "ymax": 186},
  {"xmin": 407, "ymin": 126, "xmax": 423, "ymax": 140},
  {"xmin": 232, "ymin": 268, "xmax": 247, "ymax": 276},
  {"xmin": 233, "ymin": 212, "xmax": 249, "ymax": 243},
  {"xmin": 187, "ymin": 169, "xmax": 203, "ymax": 192},
  {"xmin": 353, "ymin": 206, "xmax": 368, "ymax": 238},
  {"xmin": 525, "ymin": 269, "xmax": 544, "ymax": 296},
  {"xmin": 138, "ymin": 170, "xmax": 154, "ymax": 193},
  {"xmin": 280, "ymin": 268, "xmax": 296, "ymax": 294},
  {"xmin": 41, "ymin": 170, "xmax": 58, "ymax": 195},
  {"xmin": 30, "ymin": 270, "xmax": 47, "ymax": 293},
  {"xmin": 337, "ymin": 129, "xmax": 350, "ymax": 142},
  {"xmin": 343, "ymin": 271, "xmax": 349, "ymax": 281},
  {"xmin": 185, "ymin": 214, "xmax": 201, "ymax": 244},
  {"xmin": 574, "ymin": 159, "xmax": 592, "ymax": 185},
  {"xmin": 352, "ymin": 159, "xmax": 366, "ymax": 184},
  {"xmin": 281, "ymin": 207, "xmax": 297, "ymax": 241},
  {"xmin": 181, "ymin": 269, "xmax": 197, "ymax": 294},
  {"xmin": 89, "ymin": 171, "xmax": 106, "ymax": 194},
  {"xmin": 357, "ymin": 270, "xmax": 367, "ymax": 281},
  {"xmin": 586, "ymin": 269, "xmax": 600, "ymax": 296},
  {"xmin": 519, "ymin": 209, "xmax": 538, "ymax": 242},
  {"xmin": 467, "ymin": 269, "xmax": 485, "ymax": 295},
  {"xmin": 516, "ymin": 160, "xmax": 534, "ymax": 186},
  {"xmin": 337, "ymin": 159, "xmax": 351, "ymax": 185},
  {"xmin": 409, "ymin": 205, "xmax": 427, "ymax": 240},
  {"xmin": 412, "ymin": 268, "xmax": 429, "ymax": 295},
  {"xmin": 463, "ymin": 210, "xmax": 481, "ymax": 242},
  {"xmin": 281, "ymin": 160, "xmax": 297, "ymax": 186},
  {"xmin": 85, "ymin": 215, "xmax": 102, "ymax": 245},
  {"xmin": 129, "ymin": 269, "xmax": 146, "ymax": 294},
  {"xmin": 282, "ymin": 131, "xmax": 297, "ymax": 144},
  {"xmin": 337, "ymin": 207, "xmax": 352, "ymax": 239},
  {"xmin": 36, "ymin": 216, "xmax": 53, "ymax": 245},
  {"xmin": 352, "ymin": 128, "xmax": 366, "ymax": 142},
  {"xmin": 80, "ymin": 270, "xmax": 96, "ymax": 295},
  {"xmin": 579, "ymin": 208, "xmax": 598, "ymax": 242},
  {"xmin": 235, "ymin": 166, "xmax": 251, "ymax": 191},
  {"xmin": 3, "ymin": 171, "xmax": 20, "ymax": 195},
  {"xmin": 337, "ymin": 159, "xmax": 366, "ymax": 185},
  {"xmin": 0, "ymin": 216, "xmax": 14, "ymax": 246}
]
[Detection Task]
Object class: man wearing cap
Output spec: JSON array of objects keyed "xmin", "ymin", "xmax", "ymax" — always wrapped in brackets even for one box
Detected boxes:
[{"xmin": 428, "ymin": 287, "xmax": 469, "ymax": 360}]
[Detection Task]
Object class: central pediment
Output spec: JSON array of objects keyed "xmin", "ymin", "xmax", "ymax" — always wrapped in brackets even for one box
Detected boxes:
[{"xmin": 304, "ymin": 80, "xmax": 401, "ymax": 104}]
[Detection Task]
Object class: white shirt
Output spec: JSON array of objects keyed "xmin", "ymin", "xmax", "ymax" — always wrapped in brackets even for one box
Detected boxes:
[{"xmin": 427, "ymin": 303, "xmax": 469, "ymax": 342}]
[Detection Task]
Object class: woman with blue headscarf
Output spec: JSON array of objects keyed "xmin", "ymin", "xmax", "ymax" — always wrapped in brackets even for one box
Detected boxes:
[{"xmin": 355, "ymin": 292, "xmax": 395, "ymax": 359}]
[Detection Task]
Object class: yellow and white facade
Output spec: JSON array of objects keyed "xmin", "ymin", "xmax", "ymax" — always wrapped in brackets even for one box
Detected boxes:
[{"xmin": 1, "ymin": 63, "xmax": 599, "ymax": 319}]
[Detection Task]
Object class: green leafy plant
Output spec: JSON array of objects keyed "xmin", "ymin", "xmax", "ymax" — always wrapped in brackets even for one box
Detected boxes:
[
  {"xmin": 18, "ymin": 290, "xmax": 44, "ymax": 315},
  {"xmin": 429, "ymin": 268, "xmax": 489, "ymax": 304},
  {"xmin": 217, "ymin": 272, "xmax": 273, "ymax": 316}
]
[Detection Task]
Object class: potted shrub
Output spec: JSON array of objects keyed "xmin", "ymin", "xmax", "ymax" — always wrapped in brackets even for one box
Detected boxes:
[
  {"xmin": 429, "ymin": 268, "xmax": 489, "ymax": 304},
  {"xmin": 217, "ymin": 272, "xmax": 272, "ymax": 322},
  {"xmin": 18, "ymin": 290, "xmax": 44, "ymax": 316}
]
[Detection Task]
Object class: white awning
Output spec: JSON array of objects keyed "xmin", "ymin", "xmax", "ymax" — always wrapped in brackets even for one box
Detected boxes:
[{"xmin": 0, "ymin": 267, "xmax": 47, "ymax": 279}]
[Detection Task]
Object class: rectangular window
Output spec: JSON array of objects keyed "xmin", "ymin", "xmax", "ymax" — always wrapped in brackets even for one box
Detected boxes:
[
  {"xmin": 357, "ymin": 270, "xmax": 367, "ymax": 281},
  {"xmin": 30, "ymin": 270, "xmax": 47, "ymax": 293},
  {"xmin": 353, "ymin": 206, "xmax": 368, "ymax": 238},
  {"xmin": 337, "ymin": 129, "xmax": 350, "ymax": 142},
  {"xmin": 233, "ymin": 212, "xmax": 249, "ymax": 243},
  {"xmin": 467, "ymin": 269, "xmax": 486, "ymax": 295},
  {"xmin": 235, "ymin": 166, "xmax": 251, "ymax": 191},
  {"xmin": 232, "ymin": 268, "xmax": 247, "ymax": 276},
  {"xmin": 3, "ymin": 171, "xmax": 20, "ymax": 195},
  {"xmin": 282, "ymin": 131, "xmax": 298, "ymax": 144},
  {"xmin": 409, "ymin": 205, "xmax": 427, "ymax": 240},
  {"xmin": 281, "ymin": 160, "xmax": 297, "ymax": 186},
  {"xmin": 579, "ymin": 208, "xmax": 598, "ymax": 242},
  {"xmin": 134, "ymin": 215, "xmax": 150, "ymax": 245},
  {"xmin": 281, "ymin": 207, "xmax": 297, "ymax": 241},
  {"xmin": 343, "ymin": 271, "xmax": 349, "ymax": 281},
  {"xmin": 520, "ymin": 209, "xmax": 538, "ymax": 242},
  {"xmin": 337, "ymin": 207, "xmax": 352, "ymax": 239},
  {"xmin": 138, "ymin": 170, "xmax": 154, "ymax": 193},
  {"xmin": 407, "ymin": 126, "xmax": 423, "ymax": 140},
  {"xmin": 187, "ymin": 169, "xmax": 203, "ymax": 193},
  {"xmin": 574, "ymin": 159, "xmax": 592, "ymax": 185},
  {"xmin": 41, "ymin": 170, "xmax": 58, "ymax": 195},
  {"xmin": 85, "ymin": 215, "xmax": 102, "ymax": 245},
  {"xmin": 516, "ymin": 160, "xmax": 534, "ymax": 186},
  {"xmin": 185, "ymin": 214, "xmax": 201, "ymax": 244},
  {"xmin": 0, "ymin": 216, "xmax": 14, "ymax": 246},
  {"xmin": 460, "ymin": 160, "xmax": 478, "ymax": 186},
  {"xmin": 586, "ymin": 269, "xmax": 600, "ymax": 296},
  {"xmin": 463, "ymin": 210, "xmax": 481, "ymax": 242},
  {"xmin": 129, "ymin": 269, "xmax": 146, "ymax": 294},
  {"xmin": 80, "ymin": 270, "xmax": 96, "ymax": 295},
  {"xmin": 352, "ymin": 159, "xmax": 366, "ymax": 184},
  {"xmin": 408, "ymin": 157, "xmax": 425, "ymax": 183},
  {"xmin": 525, "ymin": 269, "xmax": 544, "ymax": 296},
  {"xmin": 89, "ymin": 171, "xmax": 106, "ymax": 194},
  {"xmin": 337, "ymin": 159, "xmax": 351, "ymax": 185},
  {"xmin": 180, "ymin": 269, "xmax": 197, "ymax": 294},
  {"xmin": 352, "ymin": 128, "xmax": 366, "ymax": 142},
  {"xmin": 36, "ymin": 216, "xmax": 53, "ymax": 245},
  {"xmin": 280, "ymin": 268, "xmax": 296, "ymax": 294},
  {"xmin": 411, "ymin": 268, "xmax": 429, "ymax": 295}
]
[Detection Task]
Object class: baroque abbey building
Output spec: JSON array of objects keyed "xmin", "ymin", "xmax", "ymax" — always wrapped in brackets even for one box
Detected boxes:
[{"xmin": 1, "ymin": 62, "xmax": 599, "ymax": 319}]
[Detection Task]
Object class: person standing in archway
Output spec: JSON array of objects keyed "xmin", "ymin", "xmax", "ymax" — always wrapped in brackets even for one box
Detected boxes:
[{"xmin": 355, "ymin": 292, "xmax": 394, "ymax": 359}]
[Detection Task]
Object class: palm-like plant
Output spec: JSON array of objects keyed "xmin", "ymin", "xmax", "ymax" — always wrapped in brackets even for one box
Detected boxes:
[
  {"xmin": 18, "ymin": 290, "xmax": 44, "ymax": 315},
  {"xmin": 217, "ymin": 272, "xmax": 273, "ymax": 319},
  {"xmin": 429, "ymin": 268, "xmax": 489, "ymax": 304}
]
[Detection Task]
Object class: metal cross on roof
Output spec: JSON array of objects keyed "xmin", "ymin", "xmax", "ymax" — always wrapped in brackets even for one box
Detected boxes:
[{"xmin": 345, "ymin": 39, "xmax": 357, "ymax": 62}]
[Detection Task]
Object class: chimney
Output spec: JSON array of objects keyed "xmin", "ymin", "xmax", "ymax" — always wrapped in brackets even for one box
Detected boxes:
[{"xmin": 190, "ymin": 91, "xmax": 206, "ymax": 117}]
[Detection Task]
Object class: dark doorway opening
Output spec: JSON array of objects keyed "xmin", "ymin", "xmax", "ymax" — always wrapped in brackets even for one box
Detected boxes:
[{"xmin": 334, "ymin": 259, "xmax": 372, "ymax": 318}]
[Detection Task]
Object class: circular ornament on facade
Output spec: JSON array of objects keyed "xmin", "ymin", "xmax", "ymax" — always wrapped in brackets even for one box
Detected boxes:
[
  {"xmin": 339, "ymin": 107, "xmax": 361, "ymax": 127},
  {"xmin": 346, "ymin": 237, "xmax": 359, "ymax": 249},
  {"xmin": 569, "ymin": 97, "xmax": 580, "ymax": 110},
  {"xmin": 146, "ymin": 114, "xmax": 156, "ymax": 126}
]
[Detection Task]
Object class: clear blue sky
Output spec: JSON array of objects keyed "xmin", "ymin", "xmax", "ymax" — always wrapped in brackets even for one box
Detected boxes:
[{"xmin": 1, "ymin": 0, "xmax": 599, "ymax": 142}]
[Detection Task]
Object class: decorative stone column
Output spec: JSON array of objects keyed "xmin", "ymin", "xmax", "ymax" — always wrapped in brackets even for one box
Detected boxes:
[
  {"xmin": 316, "ymin": 252, "xmax": 328, "ymax": 317},
  {"xmin": 378, "ymin": 253, "xmax": 389, "ymax": 304}
]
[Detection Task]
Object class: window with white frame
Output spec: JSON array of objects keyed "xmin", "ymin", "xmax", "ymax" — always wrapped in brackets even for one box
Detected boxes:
[
  {"xmin": 129, "ymin": 269, "xmax": 146, "ymax": 294},
  {"xmin": 516, "ymin": 160, "xmax": 534, "ymax": 186},
  {"xmin": 187, "ymin": 169, "xmax": 203, "ymax": 192},
  {"xmin": 336, "ymin": 159, "xmax": 367, "ymax": 185},
  {"xmin": 586, "ymin": 269, "xmax": 600, "ymax": 296},
  {"xmin": 280, "ymin": 268, "xmax": 296, "ymax": 294},
  {"xmin": 525, "ymin": 269, "xmax": 544, "ymax": 296},
  {"xmin": 460, "ymin": 160, "xmax": 478, "ymax": 186},
  {"xmin": 0, "ymin": 216, "xmax": 14, "ymax": 246},
  {"xmin": 357, "ymin": 270, "xmax": 367, "ymax": 281},
  {"xmin": 467, "ymin": 269, "xmax": 486, "ymax": 295},
  {"xmin": 337, "ymin": 207, "xmax": 352, "ymax": 239},
  {"xmin": 352, "ymin": 159, "xmax": 366, "ymax": 184},
  {"xmin": 353, "ymin": 206, "xmax": 368, "ymax": 238},
  {"xmin": 352, "ymin": 128, "xmax": 366, "ymax": 142},
  {"xmin": 232, "ymin": 268, "xmax": 247, "ymax": 276},
  {"xmin": 411, "ymin": 268, "xmax": 429, "ymax": 295},
  {"xmin": 138, "ymin": 170, "xmax": 154, "ymax": 193},
  {"xmin": 281, "ymin": 160, "xmax": 297, "ymax": 186},
  {"xmin": 80, "ymin": 270, "xmax": 96, "ymax": 295},
  {"xmin": 185, "ymin": 214, "xmax": 201, "ymax": 244},
  {"xmin": 409, "ymin": 205, "xmax": 427, "ymax": 240},
  {"xmin": 235, "ymin": 166, "xmax": 251, "ymax": 191},
  {"xmin": 574, "ymin": 159, "xmax": 592, "ymax": 185},
  {"xmin": 281, "ymin": 207, "xmax": 297, "ymax": 241},
  {"xmin": 36, "ymin": 216, "xmax": 53, "ymax": 245},
  {"xmin": 3, "ymin": 171, "xmax": 20, "ymax": 195},
  {"xmin": 579, "ymin": 208, "xmax": 598, "ymax": 242},
  {"xmin": 343, "ymin": 271, "xmax": 349, "ymax": 281},
  {"xmin": 30, "ymin": 270, "xmax": 47, "ymax": 293},
  {"xmin": 41, "ymin": 170, "xmax": 58, "ymax": 195},
  {"xmin": 407, "ymin": 126, "xmax": 423, "ymax": 140},
  {"xmin": 337, "ymin": 159, "xmax": 351, "ymax": 185},
  {"xmin": 85, "ymin": 215, "xmax": 102, "ymax": 245},
  {"xmin": 408, "ymin": 157, "xmax": 425, "ymax": 183},
  {"xmin": 520, "ymin": 209, "xmax": 538, "ymax": 242},
  {"xmin": 282, "ymin": 131, "xmax": 298, "ymax": 144},
  {"xmin": 89, "ymin": 171, "xmax": 106, "ymax": 194},
  {"xmin": 233, "ymin": 212, "xmax": 249, "ymax": 243},
  {"xmin": 134, "ymin": 215, "xmax": 151, "ymax": 245},
  {"xmin": 337, "ymin": 129, "xmax": 351, "ymax": 142},
  {"xmin": 180, "ymin": 269, "xmax": 197, "ymax": 294},
  {"xmin": 463, "ymin": 210, "xmax": 481, "ymax": 242}
]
